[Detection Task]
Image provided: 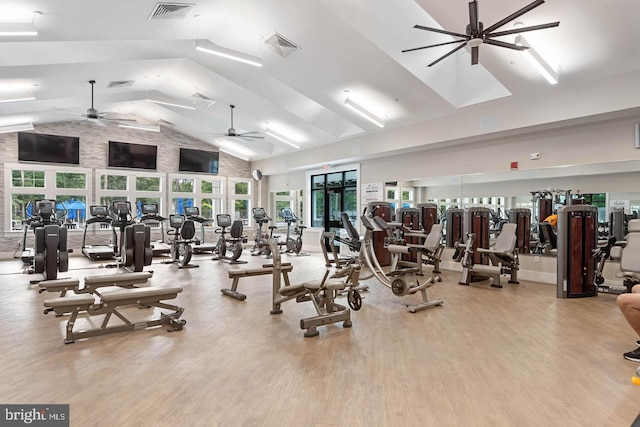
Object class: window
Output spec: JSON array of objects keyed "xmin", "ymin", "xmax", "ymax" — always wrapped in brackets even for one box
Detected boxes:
[
  {"xmin": 5, "ymin": 164, "xmax": 91, "ymax": 231},
  {"xmin": 96, "ymin": 169, "xmax": 163, "ymax": 217},
  {"xmin": 168, "ymin": 174, "xmax": 225, "ymax": 221},
  {"xmin": 228, "ymin": 178, "xmax": 251, "ymax": 226}
]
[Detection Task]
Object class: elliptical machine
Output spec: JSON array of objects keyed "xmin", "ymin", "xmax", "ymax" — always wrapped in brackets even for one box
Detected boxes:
[
  {"xmin": 24, "ymin": 199, "xmax": 71, "ymax": 282},
  {"xmin": 281, "ymin": 208, "xmax": 308, "ymax": 256},
  {"xmin": 164, "ymin": 214, "xmax": 198, "ymax": 268},
  {"xmin": 108, "ymin": 201, "xmax": 152, "ymax": 272},
  {"xmin": 212, "ymin": 214, "xmax": 246, "ymax": 264}
]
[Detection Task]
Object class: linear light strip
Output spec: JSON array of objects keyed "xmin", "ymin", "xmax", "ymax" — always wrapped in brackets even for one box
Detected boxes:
[
  {"xmin": 195, "ymin": 39, "xmax": 263, "ymax": 68},
  {"xmin": 0, "ymin": 122, "xmax": 34, "ymax": 134},
  {"xmin": 145, "ymin": 97, "xmax": 196, "ymax": 110},
  {"xmin": 515, "ymin": 35, "xmax": 558, "ymax": 85},
  {"xmin": 344, "ymin": 97, "xmax": 385, "ymax": 128},
  {"xmin": 118, "ymin": 122, "xmax": 160, "ymax": 132},
  {"xmin": 219, "ymin": 148, "xmax": 250, "ymax": 162},
  {"xmin": 0, "ymin": 22, "xmax": 37, "ymax": 36},
  {"xmin": 0, "ymin": 95, "xmax": 35, "ymax": 103},
  {"xmin": 265, "ymin": 129, "xmax": 300, "ymax": 149}
]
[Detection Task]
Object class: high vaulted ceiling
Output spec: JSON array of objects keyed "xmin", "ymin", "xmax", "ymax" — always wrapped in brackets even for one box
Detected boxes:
[{"xmin": 1, "ymin": 0, "xmax": 640, "ymax": 163}]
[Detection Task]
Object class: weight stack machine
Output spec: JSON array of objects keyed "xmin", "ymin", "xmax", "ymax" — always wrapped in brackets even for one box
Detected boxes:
[
  {"xmin": 464, "ymin": 207, "xmax": 491, "ymax": 265},
  {"xmin": 367, "ymin": 201, "xmax": 392, "ymax": 267},
  {"xmin": 610, "ymin": 206, "xmax": 625, "ymax": 242},
  {"xmin": 557, "ymin": 205, "xmax": 598, "ymax": 298},
  {"xmin": 397, "ymin": 207, "xmax": 420, "ymax": 263},
  {"xmin": 445, "ymin": 208, "xmax": 464, "ymax": 247},
  {"xmin": 418, "ymin": 203, "xmax": 439, "ymax": 234},
  {"xmin": 508, "ymin": 208, "xmax": 531, "ymax": 254}
]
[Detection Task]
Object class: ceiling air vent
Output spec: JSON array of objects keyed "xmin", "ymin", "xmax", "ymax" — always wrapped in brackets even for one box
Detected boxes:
[
  {"xmin": 264, "ymin": 32, "xmax": 300, "ymax": 57},
  {"xmin": 107, "ymin": 80, "xmax": 135, "ymax": 88},
  {"xmin": 148, "ymin": 3, "xmax": 195, "ymax": 20}
]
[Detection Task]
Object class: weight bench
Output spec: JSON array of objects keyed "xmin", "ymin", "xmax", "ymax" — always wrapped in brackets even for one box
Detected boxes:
[
  {"xmin": 293, "ymin": 278, "xmax": 352, "ymax": 338},
  {"xmin": 39, "ymin": 272, "xmax": 153, "ymax": 297},
  {"xmin": 221, "ymin": 263, "xmax": 293, "ymax": 301},
  {"xmin": 43, "ymin": 286, "xmax": 185, "ymax": 344}
]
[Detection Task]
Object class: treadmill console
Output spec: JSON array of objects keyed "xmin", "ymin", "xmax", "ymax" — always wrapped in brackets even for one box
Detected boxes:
[{"xmin": 142, "ymin": 204, "xmax": 159, "ymax": 215}]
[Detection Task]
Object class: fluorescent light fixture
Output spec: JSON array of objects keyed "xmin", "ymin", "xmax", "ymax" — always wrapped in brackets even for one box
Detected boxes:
[
  {"xmin": 145, "ymin": 96, "xmax": 196, "ymax": 110},
  {"xmin": 219, "ymin": 148, "xmax": 250, "ymax": 161},
  {"xmin": 265, "ymin": 128, "xmax": 300, "ymax": 149},
  {"xmin": 118, "ymin": 122, "xmax": 160, "ymax": 132},
  {"xmin": 0, "ymin": 90, "xmax": 35, "ymax": 103},
  {"xmin": 515, "ymin": 35, "xmax": 559, "ymax": 85},
  {"xmin": 344, "ymin": 97, "xmax": 385, "ymax": 128},
  {"xmin": 0, "ymin": 121, "xmax": 34, "ymax": 133},
  {"xmin": 0, "ymin": 22, "xmax": 37, "ymax": 36},
  {"xmin": 195, "ymin": 39, "xmax": 263, "ymax": 67}
]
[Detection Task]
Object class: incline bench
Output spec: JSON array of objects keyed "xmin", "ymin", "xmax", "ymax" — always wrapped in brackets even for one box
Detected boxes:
[
  {"xmin": 43, "ymin": 275, "xmax": 185, "ymax": 344},
  {"xmin": 39, "ymin": 272, "xmax": 153, "ymax": 297}
]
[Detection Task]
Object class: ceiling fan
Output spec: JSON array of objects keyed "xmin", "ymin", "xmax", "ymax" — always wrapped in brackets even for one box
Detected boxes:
[
  {"xmin": 402, "ymin": 0, "xmax": 559, "ymax": 67},
  {"xmin": 213, "ymin": 104, "xmax": 264, "ymax": 139},
  {"xmin": 55, "ymin": 80, "xmax": 135, "ymax": 125}
]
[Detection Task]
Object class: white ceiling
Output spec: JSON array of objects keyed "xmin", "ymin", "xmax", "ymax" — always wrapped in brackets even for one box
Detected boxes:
[{"xmin": 1, "ymin": 0, "xmax": 640, "ymax": 163}]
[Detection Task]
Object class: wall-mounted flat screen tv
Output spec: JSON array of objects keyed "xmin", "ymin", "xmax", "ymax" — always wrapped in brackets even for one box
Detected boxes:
[
  {"xmin": 179, "ymin": 148, "xmax": 219, "ymax": 174},
  {"xmin": 18, "ymin": 132, "xmax": 80, "ymax": 165},
  {"xmin": 108, "ymin": 141, "xmax": 157, "ymax": 170}
]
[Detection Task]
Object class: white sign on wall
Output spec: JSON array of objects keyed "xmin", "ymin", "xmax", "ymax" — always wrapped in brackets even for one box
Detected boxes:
[
  {"xmin": 611, "ymin": 200, "xmax": 630, "ymax": 211},
  {"xmin": 361, "ymin": 182, "xmax": 384, "ymax": 204}
]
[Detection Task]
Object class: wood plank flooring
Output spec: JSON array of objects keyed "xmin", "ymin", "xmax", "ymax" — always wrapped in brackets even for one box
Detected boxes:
[{"xmin": 0, "ymin": 251, "xmax": 639, "ymax": 426}]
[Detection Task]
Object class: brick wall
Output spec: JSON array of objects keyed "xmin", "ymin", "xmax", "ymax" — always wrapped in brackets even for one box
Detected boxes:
[{"xmin": 0, "ymin": 120, "xmax": 252, "ymax": 258}]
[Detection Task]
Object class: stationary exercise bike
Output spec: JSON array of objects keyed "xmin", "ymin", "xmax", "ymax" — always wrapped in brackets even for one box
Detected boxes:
[
  {"xmin": 281, "ymin": 208, "xmax": 309, "ymax": 256},
  {"xmin": 212, "ymin": 214, "xmax": 246, "ymax": 264},
  {"xmin": 252, "ymin": 207, "xmax": 273, "ymax": 257},
  {"xmin": 165, "ymin": 214, "xmax": 198, "ymax": 269}
]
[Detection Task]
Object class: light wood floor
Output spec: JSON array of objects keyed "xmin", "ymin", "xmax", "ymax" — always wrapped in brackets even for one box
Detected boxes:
[{"xmin": 1, "ymin": 250, "xmax": 639, "ymax": 427}]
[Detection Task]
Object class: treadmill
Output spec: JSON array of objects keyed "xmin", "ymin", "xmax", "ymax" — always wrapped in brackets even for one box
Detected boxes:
[
  {"xmin": 185, "ymin": 206, "xmax": 217, "ymax": 253},
  {"xmin": 82, "ymin": 205, "xmax": 116, "ymax": 260},
  {"xmin": 139, "ymin": 203, "xmax": 171, "ymax": 257}
]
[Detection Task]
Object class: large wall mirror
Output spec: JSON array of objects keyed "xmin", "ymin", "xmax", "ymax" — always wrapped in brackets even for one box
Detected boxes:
[{"xmin": 407, "ymin": 159, "xmax": 640, "ymax": 258}]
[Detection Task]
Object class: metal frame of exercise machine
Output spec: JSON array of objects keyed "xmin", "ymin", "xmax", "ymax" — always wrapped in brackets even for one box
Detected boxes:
[
  {"xmin": 139, "ymin": 203, "xmax": 171, "ymax": 257},
  {"xmin": 184, "ymin": 206, "xmax": 217, "ymax": 254},
  {"xmin": 359, "ymin": 213, "xmax": 443, "ymax": 313},
  {"xmin": 164, "ymin": 214, "xmax": 198, "ymax": 268},
  {"xmin": 280, "ymin": 207, "xmax": 309, "ymax": 256}
]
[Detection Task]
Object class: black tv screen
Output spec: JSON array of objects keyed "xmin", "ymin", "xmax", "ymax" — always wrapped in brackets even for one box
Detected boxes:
[
  {"xmin": 179, "ymin": 148, "xmax": 219, "ymax": 174},
  {"xmin": 18, "ymin": 132, "xmax": 80, "ymax": 165},
  {"xmin": 108, "ymin": 141, "xmax": 157, "ymax": 170}
]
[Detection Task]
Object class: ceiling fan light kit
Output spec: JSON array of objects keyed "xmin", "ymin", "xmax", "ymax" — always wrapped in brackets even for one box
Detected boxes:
[
  {"xmin": 403, "ymin": 0, "xmax": 559, "ymax": 68},
  {"xmin": 195, "ymin": 39, "xmax": 263, "ymax": 67}
]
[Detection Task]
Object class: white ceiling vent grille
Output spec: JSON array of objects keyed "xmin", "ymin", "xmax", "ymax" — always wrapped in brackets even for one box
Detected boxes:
[
  {"xmin": 148, "ymin": 3, "xmax": 195, "ymax": 20},
  {"xmin": 264, "ymin": 32, "xmax": 300, "ymax": 57},
  {"xmin": 107, "ymin": 80, "xmax": 135, "ymax": 88}
]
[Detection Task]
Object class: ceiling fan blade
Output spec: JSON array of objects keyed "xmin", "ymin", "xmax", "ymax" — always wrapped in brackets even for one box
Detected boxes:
[
  {"xmin": 487, "ymin": 22, "xmax": 559, "ymax": 38},
  {"xmin": 238, "ymin": 131, "xmax": 261, "ymax": 135},
  {"xmin": 469, "ymin": 0, "xmax": 479, "ymax": 34},
  {"xmin": 471, "ymin": 46, "xmax": 479, "ymax": 65},
  {"xmin": 481, "ymin": 0, "xmax": 545, "ymax": 35},
  {"xmin": 428, "ymin": 42, "xmax": 468, "ymax": 67},
  {"xmin": 483, "ymin": 38, "xmax": 528, "ymax": 51},
  {"xmin": 402, "ymin": 39, "xmax": 467, "ymax": 53},
  {"xmin": 414, "ymin": 24, "xmax": 468, "ymax": 40}
]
